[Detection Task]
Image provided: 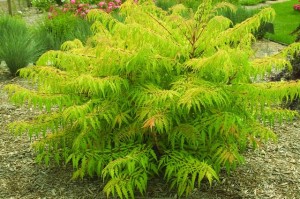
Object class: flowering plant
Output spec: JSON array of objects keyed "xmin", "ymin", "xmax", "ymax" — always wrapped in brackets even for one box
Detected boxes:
[
  {"xmin": 294, "ymin": 0, "xmax": 300, "ymax": 11},
  {"xmin": 48, "ymin": 0, "xmax": 123, "ymax": 19},
  {"xmin": 64, "ymin": 0, "xmax": 92, "ymax": 17},
  {"xmin": 98, "ymin": 0, "xmax": 122, "ymax": 13}
]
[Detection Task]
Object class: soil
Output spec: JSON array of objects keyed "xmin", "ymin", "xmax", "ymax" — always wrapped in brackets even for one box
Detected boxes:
[{"xmin": 1, "ymin": 40, "xmax": 300, "ymax": 199}]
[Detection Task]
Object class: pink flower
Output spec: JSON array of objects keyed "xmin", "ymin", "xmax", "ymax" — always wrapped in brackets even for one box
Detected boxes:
[
  {"xmin": 294, "ymin": 4, "xmax": 300, "ymax": 10},
  {"xmin": 98, "ymin": 1, "xmax": 105, "ymax": 7},
  {"xmin": 108, "ymin": 2, "xmax": 115, "ymax": 6},
  {"xmin": 70, "ymin": 0, "xmax": 75, "ymax": 4}
]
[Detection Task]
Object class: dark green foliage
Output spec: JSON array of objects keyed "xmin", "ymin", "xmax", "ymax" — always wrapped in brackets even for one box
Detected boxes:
[
  {"xmin": 155, "ymin": 0, "xmax": 202, "ymax": 11},
  {"xmin": 155, "ymin": 0, "xmax": 239, "ymax": 11},
  {"xmin": 269, "ymin": 25, "xmax": 300, "ymax": 110},
  {"xmin": 4, "ymin": 1, "xmax": 300, "ymax": 198},
  {"xmin": 32, "ymin": 12, "xmax": 93, "ymax": 51},
  {"xmin": 270, "ymin": 53, "xmax": 300, "ymax": 110},
  {"xmin": 155, "ymin": 0, "xmax": 179, "ymax": 10},
  {"xmin": 0, "ymin": 15, "xmax": 44, "ymax": 76},
  {"xmin": 219, "ymin": 6, "xmax": 273, "ymax": 39},
  {"xmin": 31, "ymin": 0, "xmax": 55, "ymax": 11},
  {"xmin": 288, "ymin": 54, "xmax": 300, "ymax": 81},
  {"xmin": 271, "ymin": 25, "xmax": 300, "ymax": 81},
  {"xmin": 219, "ymin": 6, "xmax": 258, "ymax": 24},
  {"xmin": 240, "ymin": 0, "xmax": 265, "ymax": 6},
  {"xmin": 291, "ymin": 24, "xmax": 300, "ymax": 42},
  {"xmin": 289, "ymin": 54, "xmax": 300, "ymax": 109}
]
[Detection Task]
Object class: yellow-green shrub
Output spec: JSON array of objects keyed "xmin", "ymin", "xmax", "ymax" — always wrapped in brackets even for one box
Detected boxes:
[{"xmin": 5, "ymin": 0, "xmax": 300, "ymax": 198}]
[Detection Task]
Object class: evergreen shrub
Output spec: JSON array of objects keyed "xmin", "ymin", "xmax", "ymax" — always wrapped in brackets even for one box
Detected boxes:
[{"xmin": 4, "ymin": 0, "xmax": 300, "ymax": 198}]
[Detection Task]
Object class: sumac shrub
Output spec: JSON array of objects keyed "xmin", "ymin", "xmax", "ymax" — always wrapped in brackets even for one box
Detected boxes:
[{"xmin": 5, "ymin": 0, "xmax": 300, "ymax": 198}]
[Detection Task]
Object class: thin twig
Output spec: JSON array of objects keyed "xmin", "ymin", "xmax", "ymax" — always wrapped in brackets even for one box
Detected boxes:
[{"xmin": 147, "ymin": 13, "xmax": 173, "ymax": 36}]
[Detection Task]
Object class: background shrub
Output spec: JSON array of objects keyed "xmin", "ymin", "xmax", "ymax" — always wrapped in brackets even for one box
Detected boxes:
[
  {"xmin": 33, "ymin": 11, "xmax": 93, "ymax": 51},
  {"xmin": 291, "ymin": 25, "xmax": 300, "ymax": 84},
  {"xmin": 0, "ymin": 15, "xmax": 44, "ymax": 76},
  {"xmin": 155, "ymin": 0, "xmax": 239, "ymax": 11},
  {"xmin": 270, "ymin": 53, "xmax": 300, "ymax": 110},
  {"xmin": 219, "ymin": 6, "xmax": 273, "ymax": 39},
  {"xmin": 272, "ymin": 24, "xmax": 300, "ymax": 81},
  {"xmin": 219, "ymin": 6, "xmax": 257, "ymax": 24},
  {"xmin": 31, "ymin": 0, "xmax": 55, "ymax": 11},
  {"xmin": 291, "ymin": 24, "xmax": 300, "ymax": 42},
  {"xmin": 269, "ymin": 25, "xmax": 300, "ymax": 110},
  {"xmin": 155, "ymin": 0, "xmax": 178, "ymax": 10},
  {"xmin": 240, "ymin": 0, "xmax": 265, "ymax": 6}
]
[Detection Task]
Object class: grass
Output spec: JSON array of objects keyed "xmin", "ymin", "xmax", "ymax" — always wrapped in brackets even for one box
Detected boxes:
[
  {"xmin": 0, "ymin": 15, "xmax": 44, "ymax": 76},
  {"xmin": 265, "ymin": 0, "xmax": 299, "ymax": 44}
]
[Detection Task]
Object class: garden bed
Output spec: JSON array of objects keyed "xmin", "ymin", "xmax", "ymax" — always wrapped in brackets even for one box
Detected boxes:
[
  {"xmin": 1, "ymin": 4, "xmax": 300, "ymax": 197},
  {"xmin": 0, "ymin": 40, "xmax": 300, "ymax": 198}
]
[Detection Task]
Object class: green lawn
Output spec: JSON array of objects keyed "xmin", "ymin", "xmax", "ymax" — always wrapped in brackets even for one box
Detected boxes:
[{"xmin": 265, "ymin": 0, "xmax": 299, "ymax": 44}]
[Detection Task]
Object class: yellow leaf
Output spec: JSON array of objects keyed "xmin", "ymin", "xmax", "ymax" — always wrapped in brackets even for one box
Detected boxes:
[{"xmin": 142, "ymin": 117, "xmax": 156, "ymax": 131}]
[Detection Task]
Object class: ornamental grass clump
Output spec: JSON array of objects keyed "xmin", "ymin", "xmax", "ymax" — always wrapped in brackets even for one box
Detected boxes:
[
  {"xmin": 4, "ymin": 0, "xmax": 300, "ymax": 198},
  {"xmin": 0, "ymin": 16, "xmax": 43, "ymax": 76}
]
